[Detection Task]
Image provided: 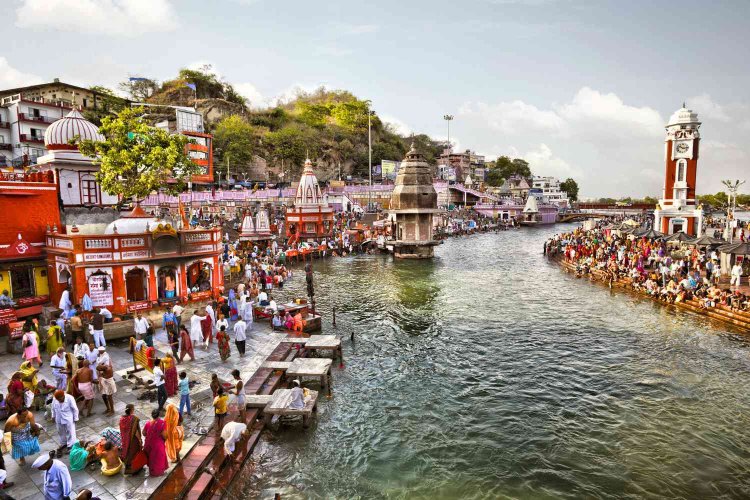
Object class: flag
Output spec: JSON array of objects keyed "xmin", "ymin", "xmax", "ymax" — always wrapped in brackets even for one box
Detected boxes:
[
  {"xmin": 129, "ymin": 77, "xmax": 148, "ymax": 82},
  {"xmin": 185, "ymin": 83, "xmax": 197, "ymax": 91}
]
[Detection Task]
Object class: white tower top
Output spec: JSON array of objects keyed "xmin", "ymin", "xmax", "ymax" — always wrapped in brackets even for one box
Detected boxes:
[{"xmin": 294, "ymin": 159, "xmax": 324, "ymax": 206}]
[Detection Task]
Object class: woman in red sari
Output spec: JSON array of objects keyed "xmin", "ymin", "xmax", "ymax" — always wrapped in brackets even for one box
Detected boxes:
[
  {"xmin": 179, "ymin": 326, "xmax": 194, "ymax": 362},
  {"xmin": 160, "ymin": 354, "xmax": 178, "ymax": 396},
  {"xmin": 201, "ymin": 314, "xmax": 213, "ymax": 348},
  {"xmin": 6, "ymin": 372, "xmax": 25, "ymax": 415},
  {"xmin": 119, "ymin": 404, "xmax": 144, "ymax": 474},
  {"xmin": 143, "ymin": 408, "xmax": 168, "ymax": 476},
  {"xmin": 216, "ymin": 326, "xmax": 230, "ymax": 362}
]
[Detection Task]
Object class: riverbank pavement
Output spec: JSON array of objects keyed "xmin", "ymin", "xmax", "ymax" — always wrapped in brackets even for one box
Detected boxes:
[{"xmin": 0, "ymin": 322, "xmax": 284, "ymax": 500}]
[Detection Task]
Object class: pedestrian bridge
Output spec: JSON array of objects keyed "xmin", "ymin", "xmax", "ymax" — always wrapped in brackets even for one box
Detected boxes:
[{"xmin": 557, "ymin": 212, "xmax": 611, "ymax": 223}]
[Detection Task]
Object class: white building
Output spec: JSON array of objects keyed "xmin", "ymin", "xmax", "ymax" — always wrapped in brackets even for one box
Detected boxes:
[
  {"xmin": 0, "ymin": 93, "xmax": 70, "ymax": 167},
  {"xmin": 36, "ymin": 108, "xmax": 118, "ymax": 210},
  {"xmin": 531, "ymin": 175, "xmax": 569, "ymax": 208}
]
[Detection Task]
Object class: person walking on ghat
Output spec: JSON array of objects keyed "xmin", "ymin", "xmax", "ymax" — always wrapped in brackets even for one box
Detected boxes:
[
  {"xmin": 189, "ymin": 310, "xmax": 205, "ymax": 347},
  {"xmin": 91, "ymin": 308, "xmax": 106, "ymax": 348},
  {"xmin": 76, "ymin": 360, "xmax": 96, "ymax": 417},
  {"xmin": 50, "ymin": 347, "xmax": 68, "ymax": 391},
  {"xmin": 153, "ymin": 359, "xmax": 167, "ymax": 414},
  {"xmin": 231, "ymin": 369, "xmax": 246, "ymax": 421},
  {"xmin": 51, "ymin": 389, "xmax": 79, "ymax": 457},
  {"xmin": 233, "ymin": 317, "xmax": 247, "ymax": 357},
  {"xmin": 97, "ymin": 361, "xmax": 117, "ymax": 415},
  {"xmin": 31, "ymin": 452, "xmax": 73, "ymax": 500},
  {"xmin": 178, "ymin": 325, "xmax": 195, "ymax": 362}
]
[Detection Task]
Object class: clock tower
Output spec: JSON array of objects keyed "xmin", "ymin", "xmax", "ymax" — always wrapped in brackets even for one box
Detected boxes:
[{"xmin": 654, "ymin": 104, "xmax": 703, "ymax": 236}]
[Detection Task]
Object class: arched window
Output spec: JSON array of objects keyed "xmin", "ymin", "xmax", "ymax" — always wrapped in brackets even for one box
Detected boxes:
[
  {"xmin": 125, "ymin": 268, "xmax": 148, "ymax": 302},
  {"xmin": 677, "ymin": 160, "xmax": 686, "ymax": 182}
]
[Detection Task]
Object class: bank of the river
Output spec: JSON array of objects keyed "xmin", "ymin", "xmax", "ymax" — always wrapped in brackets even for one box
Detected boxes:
[
  {"xmin": 550, "ymin": 253, "xmax": 750, "ymax": 333},
  {"xmin": 229, "ymin": 225, "xmax": 750, "ymax": 500}
]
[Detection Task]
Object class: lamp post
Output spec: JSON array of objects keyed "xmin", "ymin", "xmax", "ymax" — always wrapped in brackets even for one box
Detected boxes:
[
  {"xmin": 443, "ymin": 114, "xmax": 454, "ymax": 153},
  {"xmin": 722, "ymin": 179, "xmax": 746, "ymax": 243},
  {"xmin": 368, "ymin": 103, "xmax": 373, "ymax": 212}
]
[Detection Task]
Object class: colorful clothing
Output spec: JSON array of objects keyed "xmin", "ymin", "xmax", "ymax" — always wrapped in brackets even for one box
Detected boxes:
[
  {"xmin": 119, "ymin": 414, "xmax": 143, "ymax": 472},
  {"xmin": 179, "ymin": 329, "xmax": 194, "ymax": 361},
  {"xmin": 69, "ymin": 442, "xmax": 90, "ymax": 471},
  {"xmin": 217, "ymin": 331, "xmax": 230, "ymax": 361},
  {"xmin": 46, "ymin": 326, "xmax": 64, "ymax": 355},
  {"xmin": 22, "ymin": 332, "xmax": 40, "ymax": 362},
  {"xmin": 161, "ymin": 357, "xmax": 178, "ymax": 397},
  {"xmin": 143, "ymin": 418, "xmax": 168, "ymax": 476},
  {"xmin": 19, "ymin": 362, "xmax": 38, "ymax": 392},
  {"xmin": 164, "ymin": 404, "xmax": 183, "ymax": 462},
  {"xmin": 11, "ymin": 422, "xmax": 40, "ymax": 460},
  {"xmin": 6, "ymin": 377, "xmax": 25, "ymax": 415}
]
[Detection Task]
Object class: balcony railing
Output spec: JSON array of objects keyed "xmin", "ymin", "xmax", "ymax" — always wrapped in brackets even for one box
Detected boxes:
[
  {"xmin": 0, "ymin": 170, "xmax": 55, "ymax": 183},
  {"xmin": 0, "ymin": 144, "xmax": 11, "ymax": 151},
  {"xmin": 18, "ymin": 113, "xmax": 58, "ymax": 124},
  {"xmin": 0, "ymin": 121, "xmax": 10, "ymax": 129},
  {"xmin": 19, "ymin": 134, "xmax": 45, "ymax": 144}
]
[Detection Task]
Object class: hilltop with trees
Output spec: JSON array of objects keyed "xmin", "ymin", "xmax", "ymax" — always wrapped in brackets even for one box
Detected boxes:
[{"xmin": 86, "ymin": 65, "xmax": 579, "ymax": 192}]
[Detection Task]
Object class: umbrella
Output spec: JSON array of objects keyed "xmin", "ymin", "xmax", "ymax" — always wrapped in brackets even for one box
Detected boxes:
[
  {"xmin": 718, "ymin": 241, "xmax": 750, "ymax": 255},
  {"xmin": 81, "ymin": 293, "xmax": 93, "ymax": 312},
  {"xmin": 632, "ymin": 226, "xmax": 649, "ymax": 236},
  {"xmin": 665, "ymin": 231, "xmax": 695, "ymax": 243},
  {"xmin": 623, "ymin": 219, "xmax": 640, "ymax": 227},
  {"xmin": 690, "ymin": 234, "xmax": 726, "ymax": 247}
]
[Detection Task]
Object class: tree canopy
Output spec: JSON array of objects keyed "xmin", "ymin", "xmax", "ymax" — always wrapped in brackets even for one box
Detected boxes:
[
  {"xmin": 78, "ymin": 107, "xmax": 199, "ymax": 200},
  {"xmin": 560, "ymin": 178, "xmax": 579, "ymax": 202}
]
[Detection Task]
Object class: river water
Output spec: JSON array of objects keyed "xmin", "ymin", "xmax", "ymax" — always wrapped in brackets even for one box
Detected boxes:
[{"xmin": 233, "ymin": 225, "xmax": 750, "ymax": 499}]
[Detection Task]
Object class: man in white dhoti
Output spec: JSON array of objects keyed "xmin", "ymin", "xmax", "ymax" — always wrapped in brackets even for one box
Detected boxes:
[
  {"xmin": 206, "ymin": 303, "xmax": 216, "ymax": 325},
  {"xmin": 32, "ymin": 453, "xmax": 72, "ymax": 500},
  {"xmin": 58, "ymin": 286, "xmax": 72, "ymax": 317},
  {"xmin": 97, "ymin": 346, "xmax": 112, "ymax": 367},
  {"xmin": 86, "ymin": 343, "xmax": 99, "ymax": 381},
  {"xmin": 51, "ymin": 390, "xmax": 79, "ymax": 456},
  {"xmin": 50, "ymin": 348, "xmax": 67, "ymax": 390},
  {"xmin": 220, "ymin": 421, "xmax": 250, "ymax": 456},
  {"xmin": 242, "ymin": 299, "xmax": 254, "ymax": 327},
  {"xmin": 190, "ymin": 310, "xmax": 206, "ymax": 344}
]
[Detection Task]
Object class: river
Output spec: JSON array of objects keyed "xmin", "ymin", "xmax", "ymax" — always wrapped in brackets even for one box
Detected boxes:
[{"xmin": 232, "ymin": 225, "xmax": 750, "ymax": 499}]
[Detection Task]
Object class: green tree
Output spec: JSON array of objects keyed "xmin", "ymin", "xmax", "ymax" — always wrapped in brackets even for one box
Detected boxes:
[
  {"xmin": 267, "ymin": 126, "xmax": 310, "ymax": 179},
  {"xmin": 213, "ymin": 115, "xmax": 257, "ymax": 174},
  {"xmin": 118, "ymin": 78, "xmax": 159, "ymax": 101},
  {"xmin": 560, "ymin": 178, "xmax": 579, "ymax": 202},
  {"xmin": 78, "ymin": 107, "xmax": 198, "ymax": 201}
]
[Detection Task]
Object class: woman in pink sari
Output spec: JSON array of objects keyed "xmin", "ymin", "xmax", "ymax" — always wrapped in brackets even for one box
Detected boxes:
[{"xmin": 143, "ymin": 409, "xmax": 168, "ymax": 476}]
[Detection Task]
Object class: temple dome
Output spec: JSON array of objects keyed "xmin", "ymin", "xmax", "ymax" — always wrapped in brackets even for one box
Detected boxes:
[
  {"xmin": 104, "ymin": 205, "xmax": 162, "ymax": 234},
  {"xmin": 44, "ymin": 108, "xmax": 105, "ymax": 150},
  {"xmin": 294, "ymin": 159, "xmax": 324, "ymax": 206},
  {"xmin": 667, "ymin": 105, "xmax": 700, "ymax": 127}
]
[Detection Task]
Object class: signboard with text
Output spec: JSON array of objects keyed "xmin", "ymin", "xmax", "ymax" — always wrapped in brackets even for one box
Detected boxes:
[{"xmin": 88, "ymin": 274, "xmax": 114, "ymax": 306}]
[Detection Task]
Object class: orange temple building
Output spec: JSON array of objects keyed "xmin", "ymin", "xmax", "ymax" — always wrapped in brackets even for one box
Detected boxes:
[
  {"xmin": 45, "ymin": 206, "xmax": 223, "ymax": 316},
  {"xmin": 285, "ymin": 159, "xmax": 334, "ymax": 244}
]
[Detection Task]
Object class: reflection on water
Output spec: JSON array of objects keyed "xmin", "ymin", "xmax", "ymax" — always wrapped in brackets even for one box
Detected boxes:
[{"xmin": 232, "ymin": 226, "xmax": 750, "ymax": 500}]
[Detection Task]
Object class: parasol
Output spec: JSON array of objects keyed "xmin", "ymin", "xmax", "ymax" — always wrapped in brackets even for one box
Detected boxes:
[{"xmin": 664, "ymin": 231, "xmax": 695, "ymax": 243}]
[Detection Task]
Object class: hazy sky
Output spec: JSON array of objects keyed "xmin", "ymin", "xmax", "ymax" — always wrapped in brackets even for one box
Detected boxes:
[{"xmin": 3, "ymin": 0, "xmax": 748, "ymax": 198}]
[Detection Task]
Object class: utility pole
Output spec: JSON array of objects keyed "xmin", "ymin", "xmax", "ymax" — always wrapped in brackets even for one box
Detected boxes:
[
  {"xmin": 444, "ymin": 114, "xmax": 454, "ymax": 153},
  {"xmin": 368, "ymin": 104, "xmax": 373, "ymax": 212},
  {"xmin": 722, "ymin": 179, "xmax": 745, "ymax": 243}
]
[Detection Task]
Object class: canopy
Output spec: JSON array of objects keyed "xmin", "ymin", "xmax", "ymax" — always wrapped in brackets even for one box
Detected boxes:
[
  {"xmin": 622, "ymin": 219, "xmax": 640, "ymax": 227},
  {"xmin": 690, "ymin": 234, "xmax": 726, "ymax": 247},
  {"xmin": 718, "ymin": 241, "xmax": 750, "ymax": 255},
  {"xmin": 665, "ymin": 231, "xmax": 695, "ymax": 243},
  {"xmin": 638, "ymin": 228, "xmax": 665, "ymax": 239}
]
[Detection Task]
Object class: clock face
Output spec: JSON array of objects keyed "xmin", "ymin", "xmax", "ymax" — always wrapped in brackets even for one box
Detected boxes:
[{"xmin": 676, "ymin": 142, "xmax": 689, "ymax": 153}]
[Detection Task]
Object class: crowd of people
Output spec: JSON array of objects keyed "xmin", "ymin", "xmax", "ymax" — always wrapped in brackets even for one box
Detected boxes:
[{"xmin": 545, "ymin": 224, "xmax": 749, "ymax": 312}]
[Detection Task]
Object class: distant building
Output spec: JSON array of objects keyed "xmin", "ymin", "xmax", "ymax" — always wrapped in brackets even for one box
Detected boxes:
[
  {"xmin": 0, "ymin": 80, "xmax": 127, "ymax": 167},
  {"xmin": 502, "ymin": 175, "xmax": 531, "ymax": 200},
  {"xmin": 531, "ymin": 175, "xmax": 569, "ymax": 208},
  {"xmin": 153, "ymin": 107, "xmax": 214, "ymax": 185},
  {"xmin": 438, "ymin": 149, "xmax": 485, "ymax": 181}
]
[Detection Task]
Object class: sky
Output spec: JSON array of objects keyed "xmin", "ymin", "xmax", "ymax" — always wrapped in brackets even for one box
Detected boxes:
[{"xmin": 3, "ymin": 0, "xmax": 749, "ymax": 199}]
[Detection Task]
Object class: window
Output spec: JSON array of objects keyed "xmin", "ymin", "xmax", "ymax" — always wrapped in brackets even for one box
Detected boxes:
[
  {"xmin": 677, "ymin": 160, "xmax": 686, "ymax": 182},
  {"xmin": 125, "ymin": 268, "xmax": 148, "ymax": 302},
  {"xmin": 10, "ymin": 266, "xmax": 35, "ymax": 299},
  {"xmin": 30, "ymin": 128, "xmax": 43, "ymax": 139},
  {"xmin": 82, "ymin": 98, "xmax": 88, "ymax": 108},
  {"xmin": 81, "ymin": 176, "xmax": 99, "ymax": 205}
]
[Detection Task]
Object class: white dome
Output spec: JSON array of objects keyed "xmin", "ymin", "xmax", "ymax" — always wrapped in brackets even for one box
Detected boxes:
[
  {"xmin": 294, "ymin": 159, "xmax": 324, "ymax": 206},
  {"xmin": 240, "ymin": 214, "xmax": 256, "ymax": 236},
  {"xmin": 667, "ymin": 105, "xmax": 700, "ymax": 127},
  {"xmin": 104, "ymin": 217, "xmax": 162, "ymax": 235},
  {"xmin": 44, "ymin": 108, "xmax": 105, "ymax": 150}
]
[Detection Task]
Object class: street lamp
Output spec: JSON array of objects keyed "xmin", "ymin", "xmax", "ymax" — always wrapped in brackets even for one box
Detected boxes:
[
  {"xmin": 722, "ymin": 179, "xmax": 746, "ymax": 243},
  {"xmin": 366, "ymin": 101, "xmax": 376, "ymax": 212},
  {"xmin": 443, "ymin": 114, "xmax": 454, "ymax": 153}
]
